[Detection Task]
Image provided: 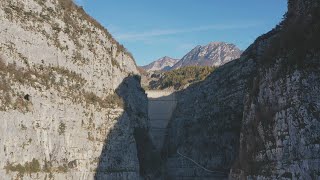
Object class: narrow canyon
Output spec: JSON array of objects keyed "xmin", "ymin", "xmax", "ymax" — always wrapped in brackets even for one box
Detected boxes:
[{"xmin": 0, "ymin": 0, "xmax": 319, "ymax": 179}]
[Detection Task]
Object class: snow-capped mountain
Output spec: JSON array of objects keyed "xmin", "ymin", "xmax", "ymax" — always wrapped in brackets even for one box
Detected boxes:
[
  {"xmin": 171, "ymin": 42, "xmax": 242, "ymax": 69},
  {"xmin": 141, "ymin": 56, "xmax": 179, "ymax": 72}
]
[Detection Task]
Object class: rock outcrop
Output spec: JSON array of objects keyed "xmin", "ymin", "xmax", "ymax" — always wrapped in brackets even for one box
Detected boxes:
[
  {"xmin": 0, "ymin": 0, "xmax": 150, "ymax": 179},
  {"xmin": 162, "ymin": 57, "xmax": 256, "ymax": 179},
  {"xmin": 95, "ymin": 76, "xmax": 152, "ymax": 180},
  {"xmin": 231, "ymin": 0, "xmax": 320, "ymax": 179},
  {"xmin": 171, "ymin": 42, "xmax": 242, "ymax": 69},
  {"xmin": 162, "ymin": 0, "xmax": 320, "ymax": 179}
]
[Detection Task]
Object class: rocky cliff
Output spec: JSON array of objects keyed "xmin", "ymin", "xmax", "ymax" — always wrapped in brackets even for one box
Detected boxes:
[
  {"xmin": 231, "ymin": 0, "xmax": 320, "ymax": 179},
  {"xmin": 163, "ymin": 0, "xmax": 320, "ymax": 179},
  {"xmin": 0, "ymin": 0, "xmax": 150, "ymax": 179},
  {"xmin": 171, "ymin": 42, "xmax": 242, "ymax": 69},
  {"xmin": 162, "ymin": 57, "xmax": 256, "ymax": 179}
]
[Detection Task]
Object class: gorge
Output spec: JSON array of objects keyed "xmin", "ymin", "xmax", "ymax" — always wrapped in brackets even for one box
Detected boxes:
[{"xmin": 0, "ymin": 0, "xmax": 319, "ymax": 180}]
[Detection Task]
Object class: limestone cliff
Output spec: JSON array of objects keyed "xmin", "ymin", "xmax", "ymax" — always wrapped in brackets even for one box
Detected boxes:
[
  {"xmin": 0, "ymin": 0, "xmax": 148, "ymax": 179},
  {"xmin": 231, "ymin": 0, "xmax": 320, "ymax": 179},
  {"xmin": 162, "ymin": 56, "xmax": 256, "ymax": 179},
  {"xmin": 162, "ymin": 0, "xmax": 320, "ymax": 179}
]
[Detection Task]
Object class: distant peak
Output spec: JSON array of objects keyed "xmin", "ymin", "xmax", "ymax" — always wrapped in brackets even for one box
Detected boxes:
[
  {"xmin": 141, "ymin": 56, "xmax": 178, "ymax": 72},
  {"xmin": 208, "ymin": 41, "xmax": 224, "ymax": 45},
  {"xmin": 191, "ymin": 45, "xmax": 202, "ymax": 50},
  {"xmin": 159, "ymin": 56, "xmax": 178, "ymax": 61},
  {"xmin": 208, "ymin": 42, "xmax": 235, "ymax": 47},
  {"xmin": 162, "ymin": 56, "xmax": 172, "ymax": 59},
  {"xmin": 172, "ymin": 41, "xmax": 242, "ymax": 69}
]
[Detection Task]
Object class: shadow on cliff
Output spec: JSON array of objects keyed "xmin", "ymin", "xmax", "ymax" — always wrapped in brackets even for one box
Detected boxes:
[
  {"xmin": 94, "ymin": 75, "xmax": 162, "ymax": 180},
  {"xmin": 160, "ymin": 58, "xmax": 256, "ymax": 178}
]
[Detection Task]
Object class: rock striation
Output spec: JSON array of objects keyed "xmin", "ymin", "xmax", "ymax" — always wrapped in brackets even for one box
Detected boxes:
[
  {"xmin": 0, "ymin": 0, "xmax": 150, "ymax": 180},
  {"xmin": 162, "ymin": 0, "xmax": 320, "ymax": 179},
  {"xmin": 95, "ymin": 76, "xmax": 151, "ymax": 180},
  {"xmin": 162, "ymin": 57, "xmax": 256, "ymax": 179},
  {"xmin": 231, "ymin": 0, "xmax": 320, "ymax": 179}
]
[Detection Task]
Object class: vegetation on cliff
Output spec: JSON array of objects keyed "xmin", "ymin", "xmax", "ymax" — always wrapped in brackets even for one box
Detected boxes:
[{"xmin": 0, "ymin": 57, "xmax": 123, "ymax": 111}]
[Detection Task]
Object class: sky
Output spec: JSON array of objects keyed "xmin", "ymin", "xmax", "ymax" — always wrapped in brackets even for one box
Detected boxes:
[{"xmin": 74, "ymin": 0, "xmax": 287, "ymax": 66}]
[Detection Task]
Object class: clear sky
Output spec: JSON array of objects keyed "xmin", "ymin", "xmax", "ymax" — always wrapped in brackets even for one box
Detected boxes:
[{"xmin": 75, "ymin": 0, "xmax": 287, "ymax": 66}]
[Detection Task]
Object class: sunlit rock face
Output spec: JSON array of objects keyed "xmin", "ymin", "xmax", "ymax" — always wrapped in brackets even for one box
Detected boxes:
[
  {"xmin": 231, "ymin": 0, "xmax": 320, "ymax": 178},
  {"xmin": 0, "ymin": 0, "xmax": 148, "ymax": 179}
]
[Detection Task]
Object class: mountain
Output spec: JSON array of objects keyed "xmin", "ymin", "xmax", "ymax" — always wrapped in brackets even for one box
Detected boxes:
[
  {"xmin": 141, "ymin": 42, "xmax": 241, "ymax": 72},
  {"xmin": 141, "ymin": 56, "xmax": 179, "ymax": 72},
  {"xmin": 171, "ymin": 42, "xmax": 242, "ymax": 69}
]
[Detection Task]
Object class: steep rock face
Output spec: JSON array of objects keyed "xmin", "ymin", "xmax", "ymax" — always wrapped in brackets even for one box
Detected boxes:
[
  {"xmin": 95, "ymin": 76, "xmax": 151, "ymax": 180},
  {"xmin": 288, "ymin": 0, "xmax": 319, "ymax": 16},
  {"xmin": 0, "ymin": 0, "xmax": 148, "ymax": 180},
  {"xmin": 162, "ymin": 58, "xmax": 256, "ymax": 178},
  {"xmin": 141, "ymin": 56, "xmax": 178, "ymax": 72},
  {"xmin": 0, "ymin": 0, "xmax": 138, "ymax": 94},
  {"xmin": 163, "ymin": 0, "xmax": 320, "ymax": 179},
  {"xmin": 171, "ymin": 42, "xmax": 242, "ymax": 69},
  {"xmin": 231, "ymin": 0, "xmax": 320, "ymax": 179}
]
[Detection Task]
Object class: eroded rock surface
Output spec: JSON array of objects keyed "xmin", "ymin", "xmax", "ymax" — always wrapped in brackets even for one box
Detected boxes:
[
  {"xmin": 162, "ymin": 58, "xmax": 256, "ymax": 179},
  {"xmin": 162, "ymin": 0, "xmax": 320, "ymax": 179},
  {"xmin": 231, "ymin": 0, "xmax": 320, "ymax": 178},
  {"xmin": 0, "ymin": 0, "xmax": 148, "ymax": 179}
]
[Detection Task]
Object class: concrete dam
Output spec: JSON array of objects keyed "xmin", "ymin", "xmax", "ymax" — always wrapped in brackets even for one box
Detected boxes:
[
  {"xmin": 146, "ymin": 90, "xmax": 177, "ymax": 150},
  {"xmin": 146, "ymin": 90, "xmax": 227, "ymax": 179}
]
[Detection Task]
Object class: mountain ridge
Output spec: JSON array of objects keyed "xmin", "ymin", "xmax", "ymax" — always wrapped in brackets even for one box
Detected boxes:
[
  {"xmin": 171, "ymin": 41, "xmax": 242, "ymax": 69},
  {"xmin": 141, "ymin": 42, "xmax": 242, "ymax": 72},
  {"xmin": 141, "ymin": 56, "xmax": 178, "ymax": 72}
]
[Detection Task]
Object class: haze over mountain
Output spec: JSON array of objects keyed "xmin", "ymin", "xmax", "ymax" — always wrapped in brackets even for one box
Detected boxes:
[
  {"xmin": 141, "ymin": 56, "xmax": 178, "ymax": 72},
  {"xmin": 172, "ymin": 42, "xmax": 242, "ymax": 69}
]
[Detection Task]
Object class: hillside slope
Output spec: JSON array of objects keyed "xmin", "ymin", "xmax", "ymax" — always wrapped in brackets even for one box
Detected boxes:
[{"xmin": 149, "ymin": 66, "xmax": 215, "ymax": 90}]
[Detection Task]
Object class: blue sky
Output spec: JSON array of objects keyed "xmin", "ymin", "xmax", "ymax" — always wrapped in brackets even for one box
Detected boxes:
[{"xmin": 75, "ymin": 0, "xmax": 287, "ymax": 66}]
